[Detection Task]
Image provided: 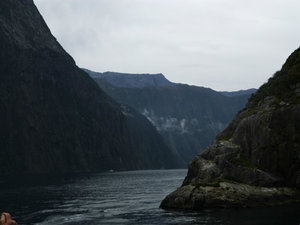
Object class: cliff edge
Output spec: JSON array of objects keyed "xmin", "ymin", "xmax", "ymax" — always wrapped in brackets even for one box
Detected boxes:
[{"xmin": 161, "ymin": 47, "xmax": 300, "ymax": 209}]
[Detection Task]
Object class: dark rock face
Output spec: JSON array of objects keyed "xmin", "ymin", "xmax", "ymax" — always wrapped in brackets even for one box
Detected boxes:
[
  {"xmin": 85, "ymin": 70, "xmax": 252, "ymax": 165},
  {"xmin": 161, "ymin": 47, "xmax": 300, "ymax": 209},
  {"xmin": 0, "ymin": 0, "xmax": 182, "ymax": 173}
]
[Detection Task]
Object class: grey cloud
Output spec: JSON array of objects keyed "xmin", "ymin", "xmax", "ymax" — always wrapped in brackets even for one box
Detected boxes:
[{"xmin": 34, "ymin": 0, "xmax": 300, "ymax": 91}]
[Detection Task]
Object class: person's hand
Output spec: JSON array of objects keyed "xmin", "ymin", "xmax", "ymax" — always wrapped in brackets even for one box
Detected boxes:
[{"xmin": 0, "ymin": 213, "xmax": 17, "ymax": 225}]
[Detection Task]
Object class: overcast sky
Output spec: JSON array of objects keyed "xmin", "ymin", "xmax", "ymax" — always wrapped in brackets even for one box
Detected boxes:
[{"xmin": 34, "ymin": 0, "xmax": 300, "ymax": 91}]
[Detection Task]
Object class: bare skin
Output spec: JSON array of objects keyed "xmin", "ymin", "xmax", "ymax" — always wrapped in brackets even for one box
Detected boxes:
[{"xmin": 0, "ymin": 213, "xmax": 17, "ymax": 225}]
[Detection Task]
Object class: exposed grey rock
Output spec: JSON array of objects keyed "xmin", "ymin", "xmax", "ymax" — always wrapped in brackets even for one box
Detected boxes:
[
  {"xmin": 161, "ymin": 182, "xmax": 300, "ymax": 209},
  {"xmin": 161, "ymin": 47, "xmax": 300, "ymax": 209}
]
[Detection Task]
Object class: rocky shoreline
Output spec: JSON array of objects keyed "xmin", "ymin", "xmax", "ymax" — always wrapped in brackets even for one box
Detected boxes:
[
  {"xmin": 161, "ymin": 178, "xmax": 300, "ymax": 210},
  {"xmin": 160, "ymin": 141, "xmax": 300, "ymax": 210}
]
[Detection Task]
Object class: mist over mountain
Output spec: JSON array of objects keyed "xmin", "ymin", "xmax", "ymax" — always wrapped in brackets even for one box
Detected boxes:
[
  {"xmin": 85, "ymin": 69, "xmax": 254, "ymax": 164},
  {"xmin": 0, "ymin": 0, "xmax": 183, "ymax": 173}
]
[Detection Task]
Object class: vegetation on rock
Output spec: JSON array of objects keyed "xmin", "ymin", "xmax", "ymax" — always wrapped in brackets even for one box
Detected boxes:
[{"xmin": 161, "ymin": 47, "xmax": 300, "ymax": 210}]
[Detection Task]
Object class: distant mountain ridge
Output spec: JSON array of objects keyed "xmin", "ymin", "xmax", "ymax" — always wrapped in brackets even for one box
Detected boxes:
[
  {"xmin": 83, "ymin": 69, "xmax": 174, "ymax": 88},
  {"xmin": 85, "ymin": 69, "xmax": 254, "ymax": 164},
  {"xmin": 84, "ymin": 69, "xmax": 256, "ymax": 96},
  {"xmin": 220, "ymin": 88, "xmax": 257, "ymax": 97}
]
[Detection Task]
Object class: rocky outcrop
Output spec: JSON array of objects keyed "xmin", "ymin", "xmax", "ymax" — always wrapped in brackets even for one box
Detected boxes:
[
  {"xmin": 161, "ymin": 182, "xmax": 299, "ymax": 209},
  {"xmin": 161, "ymin": 47, "xmax": 300, "ymax": 209}
]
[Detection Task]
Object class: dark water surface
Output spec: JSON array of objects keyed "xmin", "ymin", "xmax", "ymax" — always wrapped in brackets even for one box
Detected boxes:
[{"xmin": 0, "ymin": 169, "xmax": 299, "ymax": 225}]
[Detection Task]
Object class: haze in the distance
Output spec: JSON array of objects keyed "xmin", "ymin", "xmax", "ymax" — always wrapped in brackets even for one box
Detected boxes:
[{"xmin": 34, "ymin": 0, "xmax": 300, "ymax": 91}]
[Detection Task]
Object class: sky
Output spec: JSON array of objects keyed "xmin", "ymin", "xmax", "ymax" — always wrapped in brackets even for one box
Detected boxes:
[{"xmin": 34, "ymin": 0, "xmax": 300, "ymax": 91}]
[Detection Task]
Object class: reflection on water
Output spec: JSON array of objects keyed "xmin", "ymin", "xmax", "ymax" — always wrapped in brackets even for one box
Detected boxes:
[{"xmin": 0, "ymin": 169, "xmax": 299, "ymax": 225}]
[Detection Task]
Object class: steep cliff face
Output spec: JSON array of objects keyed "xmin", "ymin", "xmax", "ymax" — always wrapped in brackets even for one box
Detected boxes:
[
  {"xmin": 0, "ymin": 0, "xmax": 182, "ymax": 173},
  {"xmin": 161, "ymin": 47, "xmax": 300, "ymax": 209},
  {"xmin": 86, "ymin": 70, "xmax": 253, "ymax": 164}
]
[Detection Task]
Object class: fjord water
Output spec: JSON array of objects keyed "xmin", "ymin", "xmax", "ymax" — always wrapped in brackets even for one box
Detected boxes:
[{"xmin": 0, "ymin": 170, "xmax": 299, "ymax": 225}]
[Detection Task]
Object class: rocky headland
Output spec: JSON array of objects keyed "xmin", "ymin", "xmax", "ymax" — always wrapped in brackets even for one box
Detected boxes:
[{"xmin": 161, "ymin": 47, "xmax": 300, "ymax": 209}]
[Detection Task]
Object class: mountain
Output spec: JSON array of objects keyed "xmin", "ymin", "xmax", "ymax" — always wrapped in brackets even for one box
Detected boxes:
[
  {"xmin": 83, "ymin": 69, "xmax": 174, "ymax": 88},
  {"xmin": 84, "ymin": 69, "xmax": 253, "ymax": 164},
  {"xmin": 0, "ymin": 0, "xmax": 183, "ymax": 173},
  {"xmin": 219, "ymin": 88, "xmax": 257, "ymax": 97},
  {"xmin": 160, "ymin": 47, "xmax": 300, "ymax": 209}
]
